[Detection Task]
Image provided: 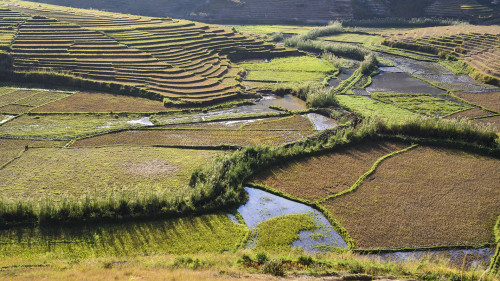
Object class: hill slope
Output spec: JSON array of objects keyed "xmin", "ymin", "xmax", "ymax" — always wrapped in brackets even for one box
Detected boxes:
[{"xmin": 23, "ymin": 0, "xmax": 498, "ymax": 23}]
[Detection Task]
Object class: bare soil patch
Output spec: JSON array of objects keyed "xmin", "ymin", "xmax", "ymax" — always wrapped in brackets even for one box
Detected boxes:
[
  {"xmin": 33, "ymin": 92, "xmax": 169, "ymax": 113},
  {"xmin": 121, "ymin": 160, "xmax": 180, "ymax": 178},
  {"xmin": 323, "ymin": 146, "xmax": 500, "ymax": 249},
  {"xmin": 445, "ymin": 108, "xmax": 493, "ymax": 119},
  {"xmin": 455, "ymin": 91, "xmax": 500, "ymax": 113},
  {"xmin": 252, "ymin": 141, "xmax": 408, "ymax": 201}
]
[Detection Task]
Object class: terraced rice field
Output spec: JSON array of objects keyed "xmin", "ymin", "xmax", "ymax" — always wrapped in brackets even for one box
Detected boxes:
[
  {"xmin": 0, "ymin": 2, "xmax": 296, "ymax": 104},
  {"xmin": 0, "ymin": 138, "xmax": 65, "ymax": 166},
  {"xmin": 336, "ymin": 95, "xmax": 419, "ymax": 121},
  {"xmin": 322, "ymin": 146, "xmax": 500, "ymax": 249},
  {"xmin": 0, "ymin": 114, "xmax": 154, "ymax": 138},
  {"xmin": 383, "ymin": 25, "xmax": 500, "ymax": 85},
  {"xmin": 0, "ymin": 213, "xmax": 246, "ymax": 258},
  {"xmin": 455, "ymin": 91, "xmax": 500, "ymax": 113},
  {"xmin": 252, "ymin": 141, "xmax": 408, "ymax": 201},
  {"xmin": 0, "ymin": 147, "xmax": 223, "ymax": 200},
  {"xmin": 72, "ymin": 127, "xmax": 314, "ymax": 148},
  {"xmin": 32, "ymin": 91, "xmax": 170, "ymax": 113},
  {"xmin": 239, "ymin": 56, "xmax": 335, "ymax": 83},
  {"xmin": 0, "ymin": 88, "xmax": 73, "ymax": 114},
  {"xmin": 371, "ymin": 92, "xmax": 468, "ymax": 116}
]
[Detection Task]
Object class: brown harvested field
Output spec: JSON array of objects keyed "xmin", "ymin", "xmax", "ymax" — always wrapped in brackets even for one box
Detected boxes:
[
  {"xmin": 0, "ymin": 104, "xmax": 33, "ymax": 114},
  {"xmin": 455, "ymin": 92, "xmax": 500, "ymax": 113},
  {"xmin": 252, "ymin": 141, "xmax": 409, "ymax": 201},
  {"xmin": 384, "ymin": 25, "xmax": 500, "ymax": 39},
  {"xmin": 0, "ymin": 138, "xmax": 66, "ymax": 165},
  {"xmin": 32, "ymin": 92, "xmax": 169, "ymax": 113},
  {"xmin": 471, "ymin": 115, "xmax": 500, "ymax": 132},
  {"xmin": 72, "ymin": 129, "xmax": 313, "ymax": 147},
  {"xmin": 445, "ymin": 107, "xmax": 493, "ymax": 119},
  {"xmin": 242, "ymin": 115, "xmax": 314, "ymax": 130},
  {"xmin": 323, "ymin": 146, "xmax": 500, "ymax": 249},
  {"xmin": 160, "ymin": 118, "xmax": 278, "ymax": 130}
]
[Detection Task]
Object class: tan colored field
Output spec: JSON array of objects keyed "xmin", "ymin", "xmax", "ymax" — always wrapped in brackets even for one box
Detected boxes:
[
  {"xmin": 242, "ymin": 115, "xmax": 314, "ymax": 130},
  {"xmin": 33, "ymin": 92, "xmax": 169, "ymax": 113},
  {"xmin": 0, "ymin": 147, "xmax": 222, "ymax": 200},
  {"xmin": 445, "ymin": 108, "xmax": 493, "ymax": 119},
  {"xmin": 0, "ymin": 139, "xmax": 66, "ymax": 166},
  {"xmin": 471, "ymin": 115, "xmax": 500, "ymax": 132},
  {"xmin": 384, "ymin": 25, "xmax": 500, "ymax": 39},
  {"xmin": 455, "ymin": 91, "xmax": 500, "ymax": 113},
  {"xmin": 323, "ymin": 146, "xmax": 500, "ymax": 249},
  {"xmin": 252, "ymin": 142, "xmax": 408, "ymax": 201},
  {"xmin": 73, "ymin": 129, "xmax": 312, "ymax": 148}
]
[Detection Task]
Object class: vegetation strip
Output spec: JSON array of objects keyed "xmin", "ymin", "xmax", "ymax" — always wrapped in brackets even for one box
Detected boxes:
[
  {"xmin": 316, "ymin": 144, "xmax": 418, "ymax": 204},
  {"xmin": 490, "ymin": 215, "xmax": 500, "ymax": 273}
]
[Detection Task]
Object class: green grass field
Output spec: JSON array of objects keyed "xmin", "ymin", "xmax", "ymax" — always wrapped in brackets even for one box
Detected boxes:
[
  {"xmin": 240, "ymin": 56, "xmax": 335, "ymax": 82},
  {"xmin": 336, "ymin": 95, "xmax": 419, "ymax": 122},
  {"xmin": 371, "ymin": 92, "xmax": 469, "ymax": 116},
  {"xmin": 0, "ymin": 213, "xmax": 247, "ymax": 259},
  {"xmin": 225, "ymin": 25, "xmax": 313, "ymax": 35}
]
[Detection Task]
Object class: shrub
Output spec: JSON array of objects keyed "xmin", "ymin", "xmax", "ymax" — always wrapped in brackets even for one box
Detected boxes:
[
  {"xmin": 262, "ymin": 259, "xmax": 285, "ymax": 276},
  {"xmin": 256, "ymin": 252, "xmax": 269, "ymax": 263}
]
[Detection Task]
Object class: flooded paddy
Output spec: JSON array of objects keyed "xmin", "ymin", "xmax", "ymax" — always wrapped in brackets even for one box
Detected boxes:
[
  {"xmin": 306, "ymin": 113, "xmax": 337, "ymax": 130},
  {"xmin": 234, "ymin": 187, "xmax": 347, "ymax": 251},
  {"xmin": 365, "ymin": 72, "xmax": 446, "ymax": 95}
]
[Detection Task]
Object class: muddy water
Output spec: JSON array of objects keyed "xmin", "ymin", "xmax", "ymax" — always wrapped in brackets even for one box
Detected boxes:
[
  {"xmin": 306, "ymin": 113, "xmax": 337, "ymax": 130},
  {"xmin": 378, "ymin": 54, "xmax": 497, "ymax": 92},
  {"xmin": 329, "ymin": 68, "xmax": 355, "ymax": 88},
  {"xmin": 366, "ymin": 72, "xmax": 446, "ymax": 95},
  {"xmin": 154, "ymin": 94, "xmax": 306, "ymax": 125},
  {"xmin": 258, "ymin": 94, "xmax": 308, "ymax": 111},
  {"xmin": 127, "ymin": 116, "xmax": 154, "ymax": 126},
  {"xmin": 236, "ymin": 187, "xmax": 347, "ymax": 251},
  {"xmin": 0, "ymin": 115, "xmax": 14, "ymax": 125},
  {"xmin": 374, "ymin": 248, "xmax": 495, "ymax": 270}
]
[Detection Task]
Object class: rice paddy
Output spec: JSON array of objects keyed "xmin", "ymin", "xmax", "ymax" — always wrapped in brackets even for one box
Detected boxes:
[
  {"xmin": 32, "ymin": 91, "xmax": 169, "ymax": 113},
  {"xmin": 239, "ymin": 56, "xmax": 336, "ymax": 83},
  {"xmin": 0, "ymin": 1, "xmax": 499, "ymax": 279},
  {"xmin": 371, "ymin": 92, "xmax": 469, "ymax": 116},
  {"xmin": 322, "ymin": 146, "xmax": 500, "ymax": 249},
  {"xmin": 0, "ymin": 114, "xmax": 154, "ymax": 138},
  {"xmin": 0, "ymin": 147, "xmax": 223, "ymax": 201},
  {"xmin": 252, "ymin": 141, "xmax": 408, "ymax": 201}
]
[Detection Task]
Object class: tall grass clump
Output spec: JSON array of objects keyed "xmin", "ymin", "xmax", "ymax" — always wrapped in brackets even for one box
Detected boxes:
[
  {"xmin": 376, "ymin": 117, "xmax": 499, "ymax": 147},
  {"xmin": 285, "ymin": 39, "xmax": 370, "ymax": 61},
  {"xmin": 299, "ymin": 21, "xmax": 343, "ymax": 40}
]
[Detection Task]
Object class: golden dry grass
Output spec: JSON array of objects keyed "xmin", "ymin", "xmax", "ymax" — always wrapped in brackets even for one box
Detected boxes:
[
  {"xmin": 471, "ymin": 115, "xmax": 500, "ymax": 132},
  {"xmin": 323, "ymin": 146, "xmax": 500, "ymax": 249},
  {"xmin": 72, "ymin": 129, "xmax": 313, "ymax": 147},
  {"xmin": 32, "ymin": 92, "xmax": 169, "ymax": 113},
  {"xmin": 384, "ymin": 25, "xmax": 500, "ymax": 39},
  {"xmin": 242, "ymin": 115, "xmax": 314, "ymax": 130},
  {"xmin": 252, "ymin": 142, "xmax": 408, "ymax": 201},
  {"xmin": 455, "ymin": 92, "xmax": 500, "ymax": 113},
  {"xmin": 0, "ymin": 139, "xmax": 66, "ymax": 166},
  {"xmin": 0, "ymin": 147, "xmax": 222, "ymax": 200}
]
